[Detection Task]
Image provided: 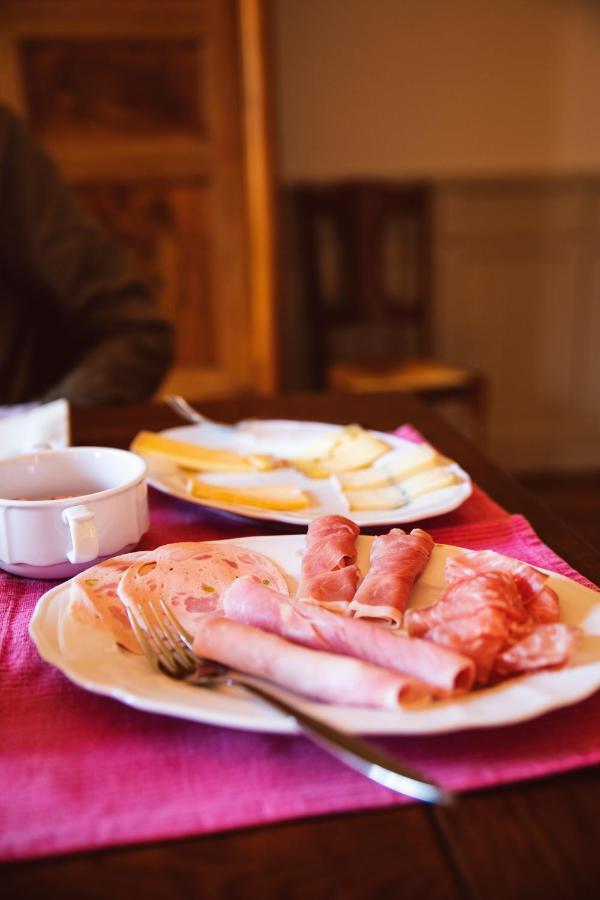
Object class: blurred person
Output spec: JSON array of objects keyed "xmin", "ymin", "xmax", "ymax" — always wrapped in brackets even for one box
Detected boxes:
[{"xmin": 0, "ymin": 104, "xmax": 173, "ymax": 406}]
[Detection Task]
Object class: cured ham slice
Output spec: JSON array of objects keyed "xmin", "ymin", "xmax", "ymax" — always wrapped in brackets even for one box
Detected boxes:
[
  {"xmin": 73, "ymin": 541, "xmax": 288, "ymax": 653},
  {"xmin": 192, "ymin": 617, "xmax": 431, "ymax": 709},
  {"xmin": 296, "ymin": 515, "xmax": 360, "ymax": 612},
  {"xmin": 445, "ymin": 549, "xmax": 559, "ymax": 624},
  {"xmin": 348, "ymin": 528, "xmax": 434, "ymax": 627},
  {"xmin": 493, "ymin": 623, "xmax": 580, "ymax": 677},
  {"xmin": 223, "ymin": 576, "xmax": 475, "ymax": 696}
]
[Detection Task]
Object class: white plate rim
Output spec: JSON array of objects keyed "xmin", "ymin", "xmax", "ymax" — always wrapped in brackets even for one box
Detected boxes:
[{"xmin": 28, "ymin": 534, "xmax": 600, "ymax": 736}]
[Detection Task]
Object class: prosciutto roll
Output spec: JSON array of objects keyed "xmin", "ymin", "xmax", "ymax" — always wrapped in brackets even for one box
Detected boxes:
[
  {"xmin": 445, "ymin": 549, "xmax": 559, "ymax": 624},
  {"xmin": 223, "ymin": 576, "xmax": 475, "ymax": 696},
  {"xmin": 348, "ymin": 528, "xmax": 434, "ymax": 627},
  {"xmin": 296, "ymin": 515, "xmax": 361, "ymax": 612},
  {"xmin": 193, "ymin": 617, "xmax": 431, "ymax": 709}
]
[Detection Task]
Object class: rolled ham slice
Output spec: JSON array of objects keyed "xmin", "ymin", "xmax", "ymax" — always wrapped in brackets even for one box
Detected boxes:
[
  {"xmin": 296, "ymin": 515, "xmax": 361, "ymax": 612},
  {"xmin": 445, "ymin": 549, "xmax": 559, "ymax": 624},
  {"xmin": 193, "ymin": 617, "xmax": 431, "ymax": 709},
  {"xmin": 223, "ymin": 576, "xmax": 475, "ymax": 696},
  {"xmin": 348, "ymin": 528, "xmax": 434, "ymax": 627}
]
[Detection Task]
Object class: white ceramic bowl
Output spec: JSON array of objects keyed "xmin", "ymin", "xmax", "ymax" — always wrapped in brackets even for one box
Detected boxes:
[{"xmin": 0, "ymin": 446, "xmax": 148, "ymax": 579}]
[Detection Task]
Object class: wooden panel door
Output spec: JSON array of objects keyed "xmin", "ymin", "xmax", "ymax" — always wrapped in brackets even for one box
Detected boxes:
[{"xmin": 0, "ymin": 0, "xmax": 278, "ymax": 399}]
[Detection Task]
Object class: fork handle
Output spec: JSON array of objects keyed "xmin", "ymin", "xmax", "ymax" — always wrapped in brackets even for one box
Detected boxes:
[{"xmin": 232, "ymin": 676, "xmax": 453, "ymax": 806}]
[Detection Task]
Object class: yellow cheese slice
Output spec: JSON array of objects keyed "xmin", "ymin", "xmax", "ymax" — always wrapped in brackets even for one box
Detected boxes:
[
  {"xmin": 291, "ymin": 424, "xmax": 390, "ymax": 478},
  {"xmin": 188, "ymin": 478, "xmax": 312, "ymax": 510},
  {"xmin": 345, "ymin": 467, "xmax": 460, "ymax": 511},
  {"xmin": 338, "ymin": 443, "xmax": 440, "ymax": 491},
  {"xmin": 130, "ymin": 431, "xmax": 275, "ymax": 473}
]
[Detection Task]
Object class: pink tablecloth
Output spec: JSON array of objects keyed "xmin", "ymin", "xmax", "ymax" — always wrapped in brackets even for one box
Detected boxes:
[{"xmin": 1, "ymin": 427, "xmax": 599, "ymax": 862}]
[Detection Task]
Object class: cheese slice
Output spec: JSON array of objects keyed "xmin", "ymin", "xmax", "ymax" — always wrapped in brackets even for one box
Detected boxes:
[
  {"xmin": 131, "ymin": 430, "xmax": 275, "ymax": 472},
  {"xmin": 291, "ymin": 424, "xmax": 390, "ymax": 478},
  {"xmin": 338, "ymin": 443, "xmax": 440, "ymax": 491},
  {"xmin": 188, "ymin": 478, "xmax": 312, "ymax": 510},
  {"xmin": 345, "ymin": 467, "xmax": 460, "ymax": 511}
]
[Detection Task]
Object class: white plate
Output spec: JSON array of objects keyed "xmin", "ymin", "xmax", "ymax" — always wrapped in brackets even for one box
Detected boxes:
[
  {"xmin": 138, "ymin": 420, "xmax": 472, "ymax": 526},
  {"xmin": 29, "ymin": 535, "xmax": 600, "ymax": 735}
]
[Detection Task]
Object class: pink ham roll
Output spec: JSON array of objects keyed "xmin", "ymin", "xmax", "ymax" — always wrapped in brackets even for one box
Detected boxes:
[
  {"xmin": 348, "ymin": 528, "xmax": 434, "ymax": 627},
  {"xmin": 445, "ymin": 549, "xmax": 559, "ymax": 624},
  {"xmin": 193, "ymin": 617, "xmax": 431, "ymax": 710},
  {"xmin": 223, "ymin": 576, "xmax": 474, "ymax": 696},
  {"xmin": 296, "ymin": 515, "xmax": 361, "ymax": 612}
]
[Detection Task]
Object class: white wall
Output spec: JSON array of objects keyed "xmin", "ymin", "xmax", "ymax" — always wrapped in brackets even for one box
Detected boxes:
[{"xmin": 274, "ymin": 0, "xmax": 600, "ymax": 181}]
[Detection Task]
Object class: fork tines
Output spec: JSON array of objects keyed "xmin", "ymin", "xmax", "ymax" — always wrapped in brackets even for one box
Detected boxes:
[{"xmin": 125, "ymin": 596, "xmax": 197, "ymax": 677}]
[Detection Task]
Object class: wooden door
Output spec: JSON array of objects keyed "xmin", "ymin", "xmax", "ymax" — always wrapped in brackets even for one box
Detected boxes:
[{"xmin": 0, "ymin": 0, "xmax": 278, "ymax": 399}]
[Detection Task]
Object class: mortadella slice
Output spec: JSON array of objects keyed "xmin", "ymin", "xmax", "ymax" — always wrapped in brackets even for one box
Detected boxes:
[
  {"xmin": 72, "ymin": 541, "xmax": 288, "ymax": 653},
  {"xmin": 70, "ymin": 551, "xmax": 154, "ymax": 653},
  {"xmin": 445, "ymin": 549, "xmax": 559, "ymax": 624},
  {"xmin": 118, "ymin": 542, "xmax": 289, "ymax": 647},
  {"xmin": 348, "ymin": 528, "xmax": 434, "ymax": 627},
  {"xmin": 296, "ymin": 515, "xmax": 361, "ymax": 612},
  {"xmin": 193, "ymin": 617, "xmax": 431, "ymax": 709},
  {"xmin": 223, "ymin": 576, "xmax": 475, "ymax": 696}
]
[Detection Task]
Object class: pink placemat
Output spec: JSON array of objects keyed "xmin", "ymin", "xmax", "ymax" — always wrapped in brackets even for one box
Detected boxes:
[{"xmin": 1, "ymin": 428, "xmax": 599, "ymax": 862}]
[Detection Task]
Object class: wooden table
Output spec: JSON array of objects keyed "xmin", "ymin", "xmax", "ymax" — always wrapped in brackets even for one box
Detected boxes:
[{"xmin": 5, "ymin": 391, "xmax": 600, "ymax": 899}]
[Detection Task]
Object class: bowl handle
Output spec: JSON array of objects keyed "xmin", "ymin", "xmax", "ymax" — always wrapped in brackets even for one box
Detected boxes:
[{"xmin": 62, "ymin": 505, "xmax": 99, "ymax": 564}]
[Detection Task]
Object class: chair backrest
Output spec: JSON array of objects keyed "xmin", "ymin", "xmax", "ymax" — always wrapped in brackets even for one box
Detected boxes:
[{"xmin": 293, "ymin": 181, "xmax": 433, "ymax": 388}]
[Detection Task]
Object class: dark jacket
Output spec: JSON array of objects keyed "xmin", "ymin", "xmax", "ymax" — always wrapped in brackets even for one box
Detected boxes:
[{"xmin": 0, "ymin": 105, "xmax": 173, "ymax": 405}]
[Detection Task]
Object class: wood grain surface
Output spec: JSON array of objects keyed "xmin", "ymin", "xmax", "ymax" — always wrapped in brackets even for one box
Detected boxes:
[{"xmin": 5, "ymin": 391, "xmax": 599, "ymax": 900}]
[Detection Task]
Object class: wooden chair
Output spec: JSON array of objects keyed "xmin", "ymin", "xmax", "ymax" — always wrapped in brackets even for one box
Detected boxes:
[{"xmin": 293, "ymin": 181, "xmax": 487, "ymax": 442}]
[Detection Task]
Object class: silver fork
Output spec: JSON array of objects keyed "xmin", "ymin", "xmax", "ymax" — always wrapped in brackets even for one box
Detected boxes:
[
  {"xmin": 164, "ymin": 395, "xmax": 232, "ymax": 430},
  {"xmin": 124, "ymin": 595, "xmax": 453, "ymax": 806}
]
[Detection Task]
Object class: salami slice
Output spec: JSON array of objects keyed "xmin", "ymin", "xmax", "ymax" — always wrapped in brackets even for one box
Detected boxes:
[
  {"xmin": 296, "ymin": 515, "xmax": 361, "ymax": 612},
  {"xmin": 348, "ymin": 529, "xmax": 434, "ymax": 627},
  {"xmin": 493, "ymin": 623, "xmax": 580, "ymax": 677},
  {"xmin": 445, "ymin": 549, "xmax": 559, "ymax": 624},
  {"xmin": 405, "ymin": 571, "xmax": 526, "ymax": 637},
  {"xmin": 193, "ymin": 617, "xmax": 431, "ymax": 709},
  {"xmin": 223, "ymin": 576, "xmax": 475, "ymax": 696}
]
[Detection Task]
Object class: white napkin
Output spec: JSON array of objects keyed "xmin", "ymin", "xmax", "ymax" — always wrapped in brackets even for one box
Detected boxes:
[{"xmin": 0, "ymin": 399, "xmax": 70, "ymax": 459}]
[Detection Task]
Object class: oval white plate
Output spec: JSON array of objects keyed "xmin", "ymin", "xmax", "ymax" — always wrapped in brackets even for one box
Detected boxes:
[
  {"xmin": 29, "ymin": 535, "xmax": 600, "ymax": 735},
  {"xmin": 136, "ymin": 420, "xmax": 472, "ymax": 526}
]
